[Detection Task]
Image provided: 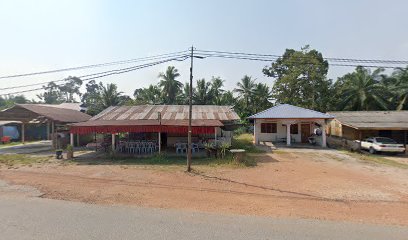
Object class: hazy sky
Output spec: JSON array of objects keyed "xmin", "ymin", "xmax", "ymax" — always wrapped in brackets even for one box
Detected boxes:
[{"xmin": 1, "ymin": 0, "xmax": 407, "ymax": 100}]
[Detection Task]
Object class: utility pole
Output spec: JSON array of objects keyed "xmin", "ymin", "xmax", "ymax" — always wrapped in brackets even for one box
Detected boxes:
[{"xmin": 187, "ymin": 46, "xmax": 194, "ymax": 172}]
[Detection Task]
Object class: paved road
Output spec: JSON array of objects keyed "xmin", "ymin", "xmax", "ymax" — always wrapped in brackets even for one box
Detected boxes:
[
  {"xmin": 1, "ymin": 196, "xmax": 407, "ymax": 240},
  {"xmin": 0, "ymin": 141, "xmax": 52, "ymax": 154}
]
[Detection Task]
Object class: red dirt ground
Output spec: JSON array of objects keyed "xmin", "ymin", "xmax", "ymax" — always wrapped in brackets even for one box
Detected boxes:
[{"xmin": 1, "ymin": 149, "xmax": 408, "ymax": 226}]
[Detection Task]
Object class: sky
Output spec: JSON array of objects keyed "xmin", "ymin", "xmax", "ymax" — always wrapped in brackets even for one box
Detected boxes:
[{"xmin": 1, "ymin": 0, "xmax": 408, "ymax": 100}]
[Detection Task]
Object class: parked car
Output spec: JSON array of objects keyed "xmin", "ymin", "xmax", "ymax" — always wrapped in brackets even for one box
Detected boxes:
[{"xmin": 360, "ymin": 137, "xmax": 406, "ymax": 154}]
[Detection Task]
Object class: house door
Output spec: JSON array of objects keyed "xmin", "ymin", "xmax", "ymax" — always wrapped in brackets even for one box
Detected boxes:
[{"xmin": 301, "ymin": 124, "xmax": 310, "ymax": 143}]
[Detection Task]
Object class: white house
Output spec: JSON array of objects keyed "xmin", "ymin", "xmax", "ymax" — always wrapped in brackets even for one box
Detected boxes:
[{"xmin": 248, "ymin": 104, "xmax": 334, "ymax": 147}]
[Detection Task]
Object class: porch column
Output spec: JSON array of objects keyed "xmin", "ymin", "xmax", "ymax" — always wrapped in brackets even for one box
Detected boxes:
[
  {"xmin": 70, "ymin": 133, "xmax": 74, "ymax": 146},
  {"xmin": 214, "ymin": 127, "xmax": 217, "ymax": 141},
  {"xmin": 76, "ymin": 134, "xmax": 80, "ymax": 147},
  {"xmin": 286, "ymin": 123, "xmax": 291, "ymax": 146},
  {"xmin": 21, "ymin": 123, "xmax": 25, "ymax": 144},
  {"xmin": 321, "ymin": 123, "xmax": 327, "ymax": 148},
  {"xmin": 51, "ymin": 121, "xmax": 55, "ymax": 149},
  {"xmin": 253, "ymin": 119, "xmax": 258, "ymax": 145},
  {"xmin": 158, "ymin": 132, "xmax": 161, "ymax": 154},
  {"xmin": 111, "ymin": 134, "xmax": 115, "ymax": 152}
]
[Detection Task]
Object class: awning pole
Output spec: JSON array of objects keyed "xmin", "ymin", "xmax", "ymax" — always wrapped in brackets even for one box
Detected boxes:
[{"xmin": 21, "ymin": 122, "xmax": 25, "ymax": 144}]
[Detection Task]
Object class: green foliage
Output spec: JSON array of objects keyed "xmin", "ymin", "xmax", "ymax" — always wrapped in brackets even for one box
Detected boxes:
[
  {"xmin": 263, "ymin": 46, "xmax": 331, "ymax": 112},
  {"xmin": 0, "ymin": 95, "xmax": 29, "ymax": 110},
  {"xmin": 159, "ymin": 66, "xmax": 183, "ymax": 104},
  {"xmin": 231, "ymin": 134, "xmax": 265, "ymax": 153}
]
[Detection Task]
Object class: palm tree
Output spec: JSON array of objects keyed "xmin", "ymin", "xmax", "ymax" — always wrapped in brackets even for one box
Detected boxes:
[
  {"xmin": 388, "ymin": 67, "xmax": 408, "ymax": 110},
  {"xmin": 177, "ymin": 82, "xmax": 193, "ymax": 105},
  {"xmin": 210, "ymin": 77, "xmax": 225, "ymax": 105},
  {"xmin": 99, "ymin": 83, "xmax": 123, "ymax": 108},
  {"xmin": 158, "ymin": 66, "xmax": 182, "ymax": 104},
  {"xmin": 234, "ymin": 75, "xmax": 256, "ymax": 108},
  {"xmin": 252, "ymin": 83, "xmax": 273, "ymax": 112},
  {"xmin": 338, "ymin": 67, "xmax": 390, "ymax": 110},
  {"xmin": 194, "ymin": 79, "xmax": 212, "ymax": 104},
  {"xmin": 219, "ymin": 90, "xmax": 235, "ymax": 106}
]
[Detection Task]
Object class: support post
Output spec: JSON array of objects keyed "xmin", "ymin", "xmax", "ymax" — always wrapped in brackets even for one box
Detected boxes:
[
  {"xmin": 51, "ymin": 121, "xmax": 55, "ymax": 149},
  {"xmin": 214, "ymin": 127, "xmax": 217, "ymax": 141},
  {"xmin": 286, "ymin": 124, "xmax": 291, "ymax": 146},
  {"xmin": 187, "ymin": 46, "xmax": 194, "ymax": 172},
  {"xmin": 158, "ymin": 132, "xmax": 161, "ymax": 154},
  {"xmin": 111, "ymin": 134, "xmax": 115, "ymax": 152},
  {"xmin": 70, "ymin": 133, "xmax": 74, "ymax": 146},
  {"xmin": 404, "ymin": 130, "xmax": 407, "ymax": 154},
  {"xmin": 21, "ymin": 123, "xmax": 25, "ymax": 144},
  {"xmin": 46, "ymin": 122, "xmax": 50, "ymax": 140},
  {"xmin": 158, "ymin": 112, "xmax": 161, "ymax": 154},
  {"xmin": 253, "ymin": 119, "xmax": 257, "ymax": 145},
  {"xmin": 321, "ymin": 123, "xmax": 327, "ymax": 148},
  {"xmin": 76, "ymin": 134, "xmax": 80, "ymax": 147}
]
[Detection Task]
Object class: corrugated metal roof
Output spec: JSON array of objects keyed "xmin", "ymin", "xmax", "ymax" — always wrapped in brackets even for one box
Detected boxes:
[
  {"xmin": 248, "ymin": 104, "xmax": 333, "ymax": 119},
  {"xmin": 90, "ymin": 105, "xmax": 240, "ymax": 122},
  {"xmin": 328, "ymin": 111, "xmax": 408, "ymax": 130},
  {"xmin": 71, "ymin": 119, "xmax": 223, "ymax": 127},
  {"xmin": 0, "ymin": 104, "xmax": 91, "ymax": 123}
]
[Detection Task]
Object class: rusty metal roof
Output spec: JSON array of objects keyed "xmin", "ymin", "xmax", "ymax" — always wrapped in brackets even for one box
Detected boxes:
[
  {"xmin": 329, "ymin": 111, "xmax": 408, "ymax": 130},
  {"xmin": 0, "ymin": 104, "xmax": 91, "ymax": 123},
  {"xmin": 90, "ymin": 105, "xmax": 240, "ymax": 122},
  {"xmin": 71, "ymin": 119, "xmax": 223, "ymax": 127}
]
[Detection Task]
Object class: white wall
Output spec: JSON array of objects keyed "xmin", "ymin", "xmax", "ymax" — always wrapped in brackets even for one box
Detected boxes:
[{"xmin": 254, "ymin": 119, "xmax": 309, "ymax": 144}]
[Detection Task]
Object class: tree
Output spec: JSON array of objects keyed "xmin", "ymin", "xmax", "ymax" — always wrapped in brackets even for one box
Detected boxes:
[
  {"xmin": 194, "ymin": 78, "xmax": 212, "ymax": 104},
  {"xmin": 178, "ymin": 82, "xmax": 193, "ymax": 105},
  {"xmin": 252, "ymin": 83, "xmax": 273, "ymax": 113},
  {"xmin": 58, "ymin": 76, "xmax": 83, "ymax": 102},
  {"xmin": 158, "ymin": 66, "xmax": 182, "ymax": 104},
  {"xmin": 387, "ymin": 67, "xmax": 408, "ymax": 110},
  {"xmin": 219, "ymin": 90, "xmax": 235, "ymax": 106},
  {"xmin": 134, "ymin": 84, "xmax": 162, "ymax": 104},
  {"xmin": 210, "ymin": 77, "xmax": 225, "ymax": 105},
  {"xmin": 99, "ymin": 83, "xmax": 124, "ymax": 109},
  {"xmin": 37, "ymin": 82, "xmax": 63, "ymax": 104},
  {"xmin": 263, "ymin": 46, "xmax": 331, "ymax": 111},
  {"xmin": 335, "ymin": 66, "xmax": 390, "ymax": 110},
  {"xmin": 81, "ymin": 80, "xmax": 102, "ymax": 115},
  {"xmin": 0, "ymin": 95, "xmax": 29, "ymax": 110},
  {"xmin": 234, "ymin": 75, "xmax": 255, "ymax": 109}
]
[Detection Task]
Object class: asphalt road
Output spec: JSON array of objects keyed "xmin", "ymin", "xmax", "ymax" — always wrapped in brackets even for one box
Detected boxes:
[{"xmin": 1, "ymin": 196, "xmax": 407, "ymax": 240}]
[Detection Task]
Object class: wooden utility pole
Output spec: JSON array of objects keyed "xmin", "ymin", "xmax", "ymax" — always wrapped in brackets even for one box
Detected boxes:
[{"xmin": 187, "ymin": 46, "xmax": 194, "ymax": 172}]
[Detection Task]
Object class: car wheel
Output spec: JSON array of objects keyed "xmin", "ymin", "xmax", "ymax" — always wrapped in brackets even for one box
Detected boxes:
[{"xmin": 369, "ymin": 147, "xmax": 376, "ymax": 154}]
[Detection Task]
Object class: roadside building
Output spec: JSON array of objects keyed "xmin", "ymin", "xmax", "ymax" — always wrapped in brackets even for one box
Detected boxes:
[
  {"xmin": 248, "ymin": 104, "xmax": 334, "ymax": 147},
  {"xmin": 69, "ymin": 105, "xmax": 240, "ymax": 153},
  {"xmin": 0, "ymin": 104, "xmax": 91, "ymax": 147},
  {"xmin": 328, "ymin": 111, "xmax": 408, "ymax": 148}
]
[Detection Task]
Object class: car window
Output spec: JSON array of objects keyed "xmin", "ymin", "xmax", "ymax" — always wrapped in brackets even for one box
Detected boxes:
[
  {"xmin": 366, "ymin": 139, "xmax": 373, "ymax": 143},
  {"xmin": 375, "ymin": 137, "xmax": 397, "ymax": 144}
]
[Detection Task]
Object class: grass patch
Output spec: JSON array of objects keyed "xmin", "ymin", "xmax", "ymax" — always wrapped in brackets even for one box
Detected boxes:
[
  {"xmin": 73, "ymin": 153, "xmax": 257, "ymax": 168},
  {"xmin": 346, "ymin": 152, "xmax": 408, "ymax": 169},
  {"xmin": 232, "ymin": 134, "xmax": 265, "ymax": 153},
  {"xmin": 0, "ymin": 154, "xmax": 51, "ymax": 167}
]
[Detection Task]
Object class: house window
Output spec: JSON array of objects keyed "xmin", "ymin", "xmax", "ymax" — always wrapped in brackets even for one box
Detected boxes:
[
  {"xmin": 290, "ymin": 124, "xmax": 298, "ymax": 134},
  {"xmin": 261, "ymin": 123, "xmax": 277, "ymax": 133}
]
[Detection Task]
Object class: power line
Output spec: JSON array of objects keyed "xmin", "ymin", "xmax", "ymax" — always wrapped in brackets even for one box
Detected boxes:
[
  {"xmin": 1, "ymin": 56, "xmax": 189, "ymax": 96},
  {"xmin": 195, "ymin": 49, "xmax": 408, "ymax": 65},
  {"xmin": 194, "ymin": 52, "xmax": 406, "ymax": 69},
  {"xmin": 0, "ymin": 51, "xmax": 188, "ymax": 80},
  {"xmin": 0, "ymin": 54, "xmax": 189, "ymax": 91}
]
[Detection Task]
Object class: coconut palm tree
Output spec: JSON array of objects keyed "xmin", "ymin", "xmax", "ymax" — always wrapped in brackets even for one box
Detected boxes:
[
  {"xmin": 99, "ymin": 83, "xmax": 123, "ymax": 108},
  {"xmin": 388, "ymin": 67, "xmax": 408, "ymax": 110},
  {"xmin": 252, "ymin": 83, "xmax": 273, "ymax": 112},
  {"xmin": 210, "ymin": 77, "xmax": 225, "ymax": 105},
  {"xmin": 219, "ymin": 90, "xmax": 235, "ymax": 106},
  {"xmin": 194, "ymin": 79, "xmax": 212, "ymax": 105},
  {"xmin": 338, "ymin": 67, "xmax": 390, "ymax": 110},
  {"xmin": 158, "ymin": 66, "xmax": 182, "ymax": 104},
  {"xmin": 234, "ymin": 75, "xmax": 256, "ymax": 109}
]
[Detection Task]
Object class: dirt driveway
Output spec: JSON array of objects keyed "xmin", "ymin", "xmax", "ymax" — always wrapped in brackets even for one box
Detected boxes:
[{"xmin": 1, "ymin": 148, "xmax": 408, "ymax": 226}]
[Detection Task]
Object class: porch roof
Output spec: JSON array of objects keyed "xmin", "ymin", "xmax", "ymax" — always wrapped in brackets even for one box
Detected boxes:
[{"xmin": 248, "ymin": 104, "xmax": 333, "ymax": 120}]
